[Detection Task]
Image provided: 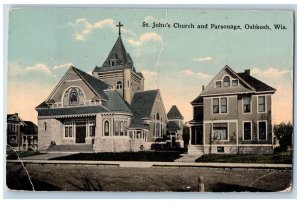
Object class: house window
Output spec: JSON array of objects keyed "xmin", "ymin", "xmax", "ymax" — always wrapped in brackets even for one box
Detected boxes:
[
  {"xmin": 243, "ymin": 122, "xmax": 252, "ymax": 140},
  {"xmin": 223, "ymin": 76, "xmax": 230, "ymax": 87},
  {"xmin": 258, "ymin": 96, "xmax": 266, "ymax": 112},
  {"xmin": 115, "ymin": 121, "xmax": 119, "ymax": 136},
  {"xmin": 213, "ymin": 123, "xmax": 228, "ymax": 140},
  {"xmin": 220, "ymin": 98, "xmax": 227, "ymax": 113},
  {"xmin": 104, "ymin": 121, "xmax": 110, "ymax": 136},
  {"xmin": 213, "ymin": 98, "xmax": 227, "ymax": 114},
  {"xmin": 64, "ymin": 126, "xmax": 73, "ymax": 138},
  {"xmin": 232, "ymin": 79, "xmax": 238, "ymax": 86},
  {"xmin": 116, "ymin": 81, "xmax": 123, "ymax": 89},
  {"xmin": 243, "ymin": 96, "xmax": 251, "ymax": 113},
  {"xmin": 216, "ymin": 81, "xmax": 221, "ymax": 88},
  {"xmin": 120, "ymin": 121, "xmax": 124, "ymax": 136},
  {"xmin": 217, "ymin": 147, "xmax": 224, "ymax": 153},
  {"xmin": 213, "ymin": 98, "xmax": 219, "ymax": 113},
  {"xmin": 258, "ymin": 121, "xmax": 267, "ymax": 140},
  {"xmin": 43, "ymin": 122, "xmax": 47, "ymax": 131}
]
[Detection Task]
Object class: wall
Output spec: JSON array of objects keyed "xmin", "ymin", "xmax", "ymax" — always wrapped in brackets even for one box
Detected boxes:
[{"xmin": 38, "ymin": 118, "xmax": 63, "ymax": 150}]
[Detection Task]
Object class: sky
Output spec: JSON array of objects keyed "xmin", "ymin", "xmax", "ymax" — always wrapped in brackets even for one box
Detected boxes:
[{"xmin": 6, "ymin": 7, "xmax": 294, "ymax": 124}]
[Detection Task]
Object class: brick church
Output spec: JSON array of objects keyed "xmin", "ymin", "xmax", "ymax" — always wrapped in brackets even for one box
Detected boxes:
[{"xmin": 36, "ymin": 23, "xmax": 184, "ymax": 152}]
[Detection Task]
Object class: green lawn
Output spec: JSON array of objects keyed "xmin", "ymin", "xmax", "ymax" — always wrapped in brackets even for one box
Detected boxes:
[
  {"xmin": 195, "ymin": 151, "xmax": 292, "ymax": 164},
  {"xmin": 6, "ymin": 151, "xmax": 42, "ymax": 160},
  {"xmin": 50, "ymin": 151, "xmax": 183, "ymax": 162}
]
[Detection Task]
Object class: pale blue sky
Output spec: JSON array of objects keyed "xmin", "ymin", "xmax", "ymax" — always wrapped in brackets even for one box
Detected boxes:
[{"xmin": 7, "ymin": 8, "xmax": 294, "ymax": 123}]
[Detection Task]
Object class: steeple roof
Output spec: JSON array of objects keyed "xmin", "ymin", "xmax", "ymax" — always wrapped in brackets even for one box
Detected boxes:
[
  {"xmin": 167, "ymin": 105, "xmax": 184, "ymax": 120},
  {"xmin": 102, "ymin": 36, "xmax": 132, "ymax": 67}
]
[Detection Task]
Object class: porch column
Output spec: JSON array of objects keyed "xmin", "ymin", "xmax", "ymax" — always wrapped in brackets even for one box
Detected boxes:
[
  {"xmin": 95, "ymin": 114, "xmax": 102, "ymax": 138},
  {"xmin": 189, "ymin": 126, "xmax": 192, "ymax": 147}
]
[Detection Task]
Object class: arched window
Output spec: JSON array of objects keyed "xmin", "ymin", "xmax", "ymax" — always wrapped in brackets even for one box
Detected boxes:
[
  {"xmin": 43, "ymin": 122, "xmax": 47, "ymax": 131},
  {"xmin": 120, "ymin": 121, "xmax": 124, "ymax": 136},
  {"xmin": 115, "ymin": 120, "xmax": 119, "ymax": 135},
  {"xmin": 104, "ymin": 121, "xmax": 110, "ymax": 136},
  {"xmin": 223, "ymin": 76, "xmax": 230, "ymax": 87},
  {"xmin": 116, "ymin": 81, "xmax": 123, "ymax": 89},
  {"xmin": 69, "ymin": 87, "xmax": 79, "ymax": 106},
  {"xmin": 156, "ymin": 113, "xmax": 160, "ymax": 120}
]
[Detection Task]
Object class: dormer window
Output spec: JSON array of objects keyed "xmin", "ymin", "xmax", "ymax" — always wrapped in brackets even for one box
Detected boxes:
[
  {"xmin": 232, "ymin": 79, "xmax": 238, "ymax": 86},
  {"xmin": 216, "ymin": 81, "xmax": 221, "ymax": 88},
  {"xmin": 223, "ymin": 76, "xmax": 230, "ymax": 87},
  {"xmin": 116, "ymin": 81, "xmax": 123, "ymax": 89},
  {"xmin": 110, "ymin": 59, "xmax": 117, "ymax": 67}
]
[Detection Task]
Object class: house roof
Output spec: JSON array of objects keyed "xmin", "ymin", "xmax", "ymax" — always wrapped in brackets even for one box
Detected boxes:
[
  {"xmin": 131, "ymin": 90, "xmax": 159, "ymax": 119},
  {"xmin": 7, "ymin": 113, "xmax": 26, "ymax": 125},
  {"xmin": 167, "ymin": 121, "xmax": 181, "ymax": 132},
  {"xmin": 37, "ymin": 106, "xmax": 108, "ymax": 117},
  {"xmin": 191, "ymin": 95, "xmax": 203, "ymax": 105},
  {"xmin": 167, "ymin": 105, "xmax": 184, "ymax": 120},
  {"xmin": 103, "ymin": 90, "xmax": 131, "ymax": 113},
  {"xmin": 237, "ymin": 72, "xmax": 276, "ymax": 92}
]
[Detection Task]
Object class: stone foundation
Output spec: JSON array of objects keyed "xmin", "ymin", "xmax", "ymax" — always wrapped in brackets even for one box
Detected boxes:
[
  {"xmin": 93, "ymin": 138, "xmax": 149, "ymax": 152},
  {"xmin": 203, "ymin": 146, "xmax": 273, "ymax": 155}
]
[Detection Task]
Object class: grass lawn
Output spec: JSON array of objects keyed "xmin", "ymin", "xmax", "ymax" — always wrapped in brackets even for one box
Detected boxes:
[
  {"xmin": 50, "ymin": 151, "xmax": 183, "ymax": 162},
  {"xmin": 195, "ymin": 151, "xmax": 292, "ymax": 164},
  {"xmin": 6, "ymin": 150, "xmax": 42, "ymax": 160}
]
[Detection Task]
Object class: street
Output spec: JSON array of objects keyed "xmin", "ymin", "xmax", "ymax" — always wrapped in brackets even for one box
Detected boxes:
[{"xmin": 6, "ymin": 162, "xmax": 292, "ymax": 192}]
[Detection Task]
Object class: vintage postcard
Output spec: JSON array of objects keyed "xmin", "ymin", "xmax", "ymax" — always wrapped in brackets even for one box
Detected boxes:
[{"xmin": 6, "ymin": 7, "xmax": 294, "ymax": 193}]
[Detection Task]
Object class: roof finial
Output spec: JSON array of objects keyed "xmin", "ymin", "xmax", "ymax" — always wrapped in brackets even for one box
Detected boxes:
[{"xmin": 116, "ymin": 21, "xmax": 124, "ymax": 36}]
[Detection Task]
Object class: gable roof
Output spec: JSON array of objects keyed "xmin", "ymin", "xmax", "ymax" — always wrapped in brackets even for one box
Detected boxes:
[
  {"xmin": 167, "ymin": 105, "xmax": 184, "ymax": 120},
  {"xmin": 72, "ymin": 67, "xmax": 111, "ymax": 100},
  {"xmin": 7, "ymin": 113, "xmax": 26, "ymax": 125},
  {"xmin": 200, "ymin": 65, "xmax": 276, "ymax": 97},
  {"xmin": 237, "ymin": 72, "xmax": 276, "ymax": 92},
  {"xmin": 131, "ymin": 90, "xmax": 159, "ymax": 119}
]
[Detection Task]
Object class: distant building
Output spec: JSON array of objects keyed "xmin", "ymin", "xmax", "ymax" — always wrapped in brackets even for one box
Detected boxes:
[
  {"xmin": 189, "ymin": 66, "xmax": 276, "ymax": 155},
  {"xmin": 166, "ymin": 105, "xmax": 184, "ymax": 147},
  {"xmin": 7, "ymin": 113, "xmax": 38, "ymax": 151}
]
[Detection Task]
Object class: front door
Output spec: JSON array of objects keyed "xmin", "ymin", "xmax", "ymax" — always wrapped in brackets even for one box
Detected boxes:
[
  {"xmin": 76, "ymin": 126, "xmax": 86, "ymax": 143},
  {"xmin": 191, "ymin": 126, "xmax": 203, "ymax": 145}
]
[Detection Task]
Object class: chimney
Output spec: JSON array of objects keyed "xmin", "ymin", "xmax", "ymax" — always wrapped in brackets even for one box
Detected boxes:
[
  {"xmin": 245, "ymin": 69, "xmax": 250, "ymax": 75},
  {"xmin": 15, "ymin": 113, "xmax": 18, "ymax": 116},
  {"xmin": 202, "ymin": 85, "xmax": 205, "ymax": 91}
]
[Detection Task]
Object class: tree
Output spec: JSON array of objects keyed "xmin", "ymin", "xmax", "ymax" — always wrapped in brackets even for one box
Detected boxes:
[{"xmin": 274, "ymin": 122, "xmax": 293, "ymax": 151}]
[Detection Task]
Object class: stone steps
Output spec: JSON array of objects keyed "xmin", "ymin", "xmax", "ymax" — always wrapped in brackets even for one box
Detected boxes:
[{"xmin": 188, "ymin": 145, "xmax": 204, "ymax": 155}]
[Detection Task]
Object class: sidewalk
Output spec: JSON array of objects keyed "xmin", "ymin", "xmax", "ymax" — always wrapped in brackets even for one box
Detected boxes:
[{"xmin": 7, "ymin": 159, "xmax": 292, "ymax": 169}]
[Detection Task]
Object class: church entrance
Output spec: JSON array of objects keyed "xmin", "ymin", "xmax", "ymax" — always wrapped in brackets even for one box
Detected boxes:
[{"xmin": 76, "ymin": 126, "xmax": 86, "ymax": 143}]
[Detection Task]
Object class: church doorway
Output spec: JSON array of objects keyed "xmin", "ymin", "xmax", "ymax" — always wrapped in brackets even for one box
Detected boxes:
[{"xmin": 76, "ymin": 126, "xmax": 86, "ymax": 143}]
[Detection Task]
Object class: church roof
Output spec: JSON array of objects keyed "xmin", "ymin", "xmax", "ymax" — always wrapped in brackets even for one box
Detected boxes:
[
  {"xmin": 131, "ymin": 90, "xmax": 159, "ymax": 119},
  {"xmin": 103, "ymin": 36, "xmax": 129, "ymax": 67},
  {"xmin": 103, "ymin": 90, "xmax": 131, "ymax": 113},
  {"xmin": 167, "ymin": 121, "xmax": 181, "ymax": 132},
  {"xmin": 237, "ymin": 72, "xmax": 276, "ymax": 92},
  {"xmin": 167, "ymin": 105, "xmax": 184, "ymax": 120},
  {"xmin": 92, "ymin": 36, "xmax": 140, "ymax": 74},
  {"xmin": 37, "ymin": 106, "xmax": 109, "ymax": 117},
  {"xmin": 73, "ymin": 67, "xmax": 111, "ymax": 101}
]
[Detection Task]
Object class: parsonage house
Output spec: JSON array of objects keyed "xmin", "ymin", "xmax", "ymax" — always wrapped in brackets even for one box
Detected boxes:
[
  {"xmin": 188, "ymin": 66, "xmax": 276, "ymax": 155},
  {"xmin": 36, "ymin": 27, "xmax": 184, "ymax": 152},
  {"xmin": 7, "ymin": 113, "xmax": 38, "ymax": 151}
]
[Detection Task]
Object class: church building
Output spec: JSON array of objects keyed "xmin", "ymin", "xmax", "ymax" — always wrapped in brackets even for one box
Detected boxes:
[{"xmin": 36, "ymin": 23, "xmax": 173, "ymax": 152}]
